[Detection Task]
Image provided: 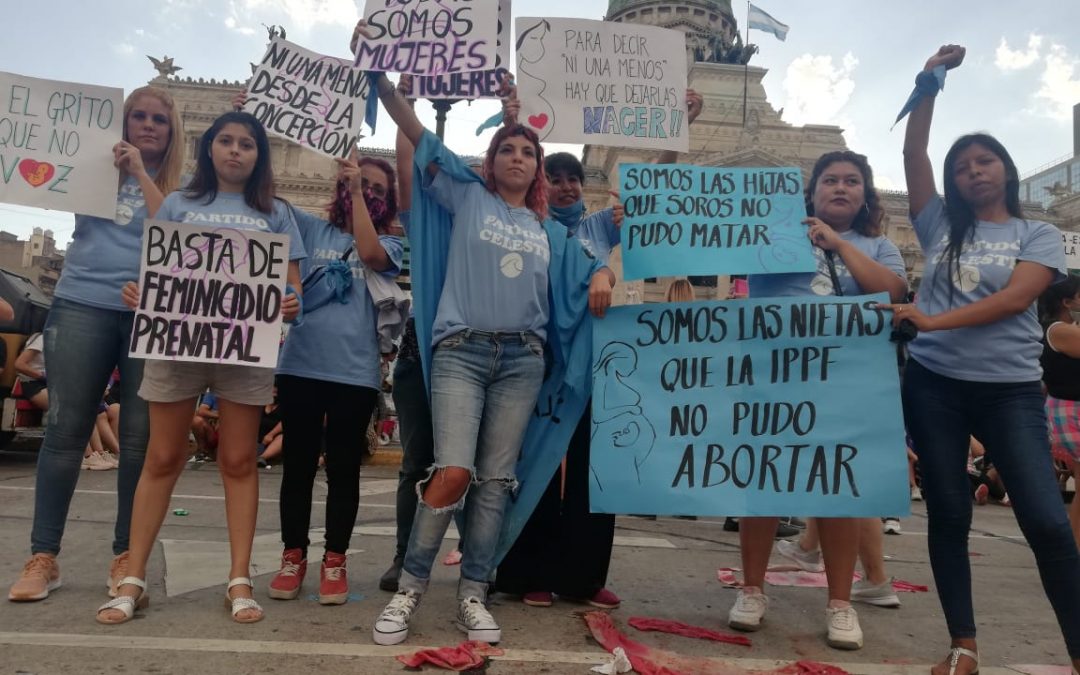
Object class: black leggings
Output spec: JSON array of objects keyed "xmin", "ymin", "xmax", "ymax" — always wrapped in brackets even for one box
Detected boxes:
[{"xmin": 277, "ymin": 375, "xmax": 378, "ymax": 556}]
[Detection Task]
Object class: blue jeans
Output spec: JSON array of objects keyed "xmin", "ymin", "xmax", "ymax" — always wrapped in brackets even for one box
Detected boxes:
[
  {"xmin": 904, "ymin": 359, "xmax": 1080, "ymax": 656},
  {"xmin": 399, "ymin": 330, "xmax": 545, "ymax": 601},
  {"xmin": 31, "ymin": 298, "xmax": 150, "ymax": 556}
]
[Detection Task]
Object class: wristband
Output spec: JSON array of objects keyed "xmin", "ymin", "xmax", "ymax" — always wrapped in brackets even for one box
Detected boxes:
[{"xmin": 892, "ymin": 65, "xmax": 947, "ymax": 129}]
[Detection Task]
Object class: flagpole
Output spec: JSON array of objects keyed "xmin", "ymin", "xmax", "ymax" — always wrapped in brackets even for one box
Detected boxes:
[{"xmin": 742, "ymin": 0, "xmax": 750, "ymax": 126}]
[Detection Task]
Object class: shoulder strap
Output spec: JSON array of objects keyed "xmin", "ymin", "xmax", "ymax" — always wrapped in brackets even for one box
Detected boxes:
[{"xmin": 824, "ymin": 250, "xmax": 844, "ymax": 297}]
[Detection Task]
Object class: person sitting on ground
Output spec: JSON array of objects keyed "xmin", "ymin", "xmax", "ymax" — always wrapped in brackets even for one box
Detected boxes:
[{"xmin": 190, "ymin": 391, "xmax": 220, "ymax": 462}]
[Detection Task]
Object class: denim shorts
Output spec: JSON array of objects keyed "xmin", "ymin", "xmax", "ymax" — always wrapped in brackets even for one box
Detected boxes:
[{"xmin": 138, "ymin": 360, "xmax": 274, "ymax": 405}]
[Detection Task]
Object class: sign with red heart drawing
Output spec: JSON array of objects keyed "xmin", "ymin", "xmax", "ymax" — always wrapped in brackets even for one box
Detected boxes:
[
  {"xmin": 514, "ymin": 17, "xmax": 688, "ymax": 151},
  {"xmin": 0, "ymin": 71, "xmax": 122, "ymax": 219}
]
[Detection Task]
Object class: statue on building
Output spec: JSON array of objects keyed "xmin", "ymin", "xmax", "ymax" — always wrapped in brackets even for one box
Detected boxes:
[
  {"xmin": 696, "ymin": 30, "xmax": 757, "ymax": 65},
  {"xmin": 263, "ymin": 24, "xmax": 287, "ymax": 40},
  {"xmin": 147, "ymin": 56, "xmax": 182, "ymax": 79}
]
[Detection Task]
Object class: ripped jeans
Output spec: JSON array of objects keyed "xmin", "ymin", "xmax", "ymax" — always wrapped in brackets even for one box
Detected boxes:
[{"xmin": 399, "ymin": 329, "xmax": 545, "ymax": 601}]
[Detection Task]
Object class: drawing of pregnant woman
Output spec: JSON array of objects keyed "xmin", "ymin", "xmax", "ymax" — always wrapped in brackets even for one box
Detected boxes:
[
  {"xmin": 591, "ymin": 341, "xmax": 656, "ymax": 484},
  {"xmin": 515, "ymin": 19, "xmax": 556, "ymax": 142}
]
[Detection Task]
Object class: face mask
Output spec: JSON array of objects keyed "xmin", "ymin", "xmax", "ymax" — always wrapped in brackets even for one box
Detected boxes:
[
  {"xmin": 549, "ymin": 199, "xmax": 585, "ymax": 228},
  {"xmin": 363, "ymin": 187, "xmax": 388, "ymax": 224}
]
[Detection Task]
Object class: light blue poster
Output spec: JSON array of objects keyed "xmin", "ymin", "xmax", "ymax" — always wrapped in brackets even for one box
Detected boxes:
[
  {"xmin": 589, "ymin": 294, "xmax": 910, "ymax": 517},
  {"xmin": 619, "ymin": 164, "xmax": 818, "ymax": 280}
]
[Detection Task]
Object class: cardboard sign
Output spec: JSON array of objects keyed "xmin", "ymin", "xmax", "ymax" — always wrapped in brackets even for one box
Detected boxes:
[
  {"xmin": 514, "ymin": 17, "xmax": 688, "ymax": 150},
  {"xmin": 619, "ymin": 164, "xmax": 818, "ymax": 279},
  {"xmin": 355, "ymin": 0, "xmax": 499, "ymax": 76},
  {"xmin": 589, "ymin": 295, "xmax": 910, "ymax": 517},
  {"xmin": 1063, "ymin": 229, "xmax": 1080, "ymax": 270},
  {"xmin": 413, "ymin": 0, "xmax": 511, "ymax": 99},
  {"xmin": 0, "ymin": 72, "xmax": 122, "ymax": 219},
  {"xmin": 129, "ymin": 219, "xmax": 290, "ymax": 368},
  {"xmin": 245, "ymin": 38, "xmax": 372, "ymax": 159}
]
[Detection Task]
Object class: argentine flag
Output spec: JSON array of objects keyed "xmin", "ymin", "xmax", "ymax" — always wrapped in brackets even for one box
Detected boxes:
[{"xmin": 748, "ymin": 3, "xmax": 789, "ymax": 41}]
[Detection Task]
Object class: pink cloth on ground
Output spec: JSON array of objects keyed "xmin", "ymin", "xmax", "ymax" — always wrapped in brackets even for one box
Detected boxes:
[
  {"xmin": 585, "ymin": 611, "xmax": 848, "ymax": 675},
  {"xmin": 396, "ymin": 641, "xmax": 504, "ymax": 671},
  {"xmin": 628, "ymin": 616, "xmax": 752, "ymax": 647}
]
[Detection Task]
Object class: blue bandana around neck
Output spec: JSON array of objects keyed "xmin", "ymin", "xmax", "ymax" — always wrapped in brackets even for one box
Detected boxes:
[{"xmin": 549, "ymin": 200, "xmax": 586, "ymax": 231}]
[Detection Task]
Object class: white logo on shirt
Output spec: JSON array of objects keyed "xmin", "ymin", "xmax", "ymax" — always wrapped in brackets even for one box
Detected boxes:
[
  {"xmin": 952, "ymin": 265, "xmax": 980, "ymax": 292},
  {"xmin": 500, "ymin": 253, "xmax": 524, "ymax": 278}
]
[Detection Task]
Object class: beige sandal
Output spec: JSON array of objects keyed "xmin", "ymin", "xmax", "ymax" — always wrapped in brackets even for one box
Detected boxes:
[
  {"xmin": 224, "ymin": 577, "xmax": 264, "ymax": 624},
  {"xmin": 96, "ymin": 577, "xmax": 148, "ymax": 625},
  {"xmin": 946, "ymin": 647, "xmax": 979, "ymax": 675}
]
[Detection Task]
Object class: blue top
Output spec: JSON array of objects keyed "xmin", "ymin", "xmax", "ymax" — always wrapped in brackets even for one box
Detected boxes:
[
  {"xmin": 748, "ymin": 229, "xmax": 905, "ymax": 298},
  {"xmin": 55, "ymin": 175, "xmax": 153, "ymax": 311},
  {"xmin": 909, "ymin": 195, "xmax": 1066, "ymax": 382},
  {"xmin": 157, "ymin": 192, "xmax": 307, "ymax": 262},
  {"xmin": 421, "ymin": 170, "xmax": 551, "ymax": 344},
  {"xmin": 277, "ymin": 208, "xmax": 403, "ymax": 389},
  {"xmin": 551, "ymin": 202, "xmax": 620, "ymax": 265}
]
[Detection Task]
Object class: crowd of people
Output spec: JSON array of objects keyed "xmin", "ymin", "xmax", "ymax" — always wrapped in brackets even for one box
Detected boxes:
[{"xmin": 3, "ymin": 26, "xmax": 1080, "ymax": 674}]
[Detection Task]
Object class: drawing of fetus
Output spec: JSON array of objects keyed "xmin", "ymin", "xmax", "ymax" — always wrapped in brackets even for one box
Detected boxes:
[
  {"xmin": 515, "ymin": 19, "xmax": 556, "ymax": 142},
  {"xmin": 591, "ymin": 341, "xmax": 656, "ymax": 484}
]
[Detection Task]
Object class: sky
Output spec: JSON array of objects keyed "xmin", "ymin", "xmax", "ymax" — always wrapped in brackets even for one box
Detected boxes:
[{"xmin": 3, "ymin": 0, "xmax": 1079, "ymax": 248}]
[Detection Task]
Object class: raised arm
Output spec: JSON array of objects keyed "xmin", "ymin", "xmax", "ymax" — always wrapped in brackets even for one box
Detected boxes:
[
  {"xmin": 903, "ymin": 45, "xmax": 965, "ymax": 216},
  {"xmin": 656, "ymin": 89, "xmax": 702, "ymax": 165},
  {"xmin": 336, "ymin": 157, "xmax": 393, "ymax": 272},
  {"xmin": 394, "ymin": 77, "xmax": 416, "ymax": 207}
]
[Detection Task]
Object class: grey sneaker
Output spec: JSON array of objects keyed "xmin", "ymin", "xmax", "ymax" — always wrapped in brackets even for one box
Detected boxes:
[
  {"xmin": 826, "ymin": 605, "xmax": 863, "ymax": 650},
  {"xmin": 456, "ymin": 596, "xmax": 501, "ymax": 643},
  {"xmin": 775, "ymin": 539, "xmax": 824, "ymax": 573},
  {"xmin": 727, "ymin": 588, "xmax": 768, "ymax": 631},
  {"xmin": 373, "ymin": 590, "xmax": 421, "ymax": 645},
  {"xmin": 851, "ymin": 577, "xmax": 901, "ymax": 608}
]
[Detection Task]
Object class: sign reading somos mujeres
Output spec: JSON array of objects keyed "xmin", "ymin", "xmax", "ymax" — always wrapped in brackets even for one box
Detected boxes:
[
  {"xmin": 129, "ymin": 220, "xmax": 289, "ymax": 368},
  {"xmin": 619, "ymin": 163, "xmax": 818, "ymax": 280},
  {"xmin": 244, "ymin": 37, "xmax": 372, "ymax": 160},
  {"xmin": 589, "ymin": 294, "xmax": 910, "ymax": 517}
]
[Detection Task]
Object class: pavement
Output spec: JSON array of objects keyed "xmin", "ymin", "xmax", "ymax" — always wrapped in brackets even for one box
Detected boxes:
[{"xmin": 0, "ymin": 444, "xmax": 1075, "ymax": 675}]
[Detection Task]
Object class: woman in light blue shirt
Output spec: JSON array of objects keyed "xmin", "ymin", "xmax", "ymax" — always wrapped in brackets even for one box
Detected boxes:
[
  {"xmin": 892, "ymin": 44, "xmax": 1080, "ymax": 675},
  {"xmin": 8, "ymin": 87, "xmax": 184, "ymax": 605}
]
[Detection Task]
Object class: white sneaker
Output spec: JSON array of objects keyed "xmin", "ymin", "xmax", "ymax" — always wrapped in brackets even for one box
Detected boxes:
[
  {"xmin": 373, "ymin": 590, "xmax": 421, "ymax": 645},
  {"xmin": 883, "ymin": 518, "xmax": 901, "ymax": 535},
  {"xmin": 826, "ymin": 605, "xmax": 863, "ymax": 650},
  {"xmin": 851, "ymin": 578, "xmax": 901, "ymax": 608},
  {"xmin": 775, "ymin": 539, "xmax": 824, "ymax": 573},
  {"xmin": 81, "ymin": 452, "xmax": 114, "ymax": 471},
  {"xmin": 727, "ymin": 588, "xmax": 768, "ymax": 632},
  {"xmin": 456, "ymin": 596, "xmax": 501, "ymax": 643},
  {"xmin": 910, "ymin": 486, "xmax": 923, "ymax": 501}
]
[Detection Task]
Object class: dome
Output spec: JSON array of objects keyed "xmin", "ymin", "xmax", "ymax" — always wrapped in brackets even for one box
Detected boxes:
[{"xmin": 606, "ymin": 0, "xmax": 733, "ymax": 19}]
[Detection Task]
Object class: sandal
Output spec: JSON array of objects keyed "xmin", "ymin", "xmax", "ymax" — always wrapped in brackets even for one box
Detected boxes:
[
  {"xmin": 946, "ymin": 647, "xmax": 979, "ymax": 675},
  {"xmin": 95, "ymin": 577, "xmax": 148, "ymax": 625},
  {"xmin": 224, "ymin": 577, "xmax": 264, "ymax": 624}
]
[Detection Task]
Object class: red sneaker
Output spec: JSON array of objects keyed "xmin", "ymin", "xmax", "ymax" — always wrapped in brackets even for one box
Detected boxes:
[
  {"xmin": 523, "ymin": 590, "xmax": 553, "ymax": 607},
  {"xmin": 319, "ymin": 551, "xmax": 348, "ymax": 605},
  {"xmin": 587, "ymin": 588, "xmax": 621, "ymax": 609},
  {"xmin": 268, "ymin": 548, "xmax": 306, "ymax": 600}
]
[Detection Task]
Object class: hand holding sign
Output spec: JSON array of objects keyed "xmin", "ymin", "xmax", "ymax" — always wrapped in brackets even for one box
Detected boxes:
[{"xmin": 113, "ymin": 141, "xmax": 146, "ymax": 178}]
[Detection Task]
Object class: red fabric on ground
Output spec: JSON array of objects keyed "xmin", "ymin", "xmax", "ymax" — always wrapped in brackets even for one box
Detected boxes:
[
  {"xmin": 585, "ymin": 611, "xmax": 850, "ymax": 675},
  {"xmin": 395, "ymin": 641, "xmax": 504, "ymax": 671},
  {"xmin": 628, "ymin": 616, "xmax": 752, "ymax": 647}
]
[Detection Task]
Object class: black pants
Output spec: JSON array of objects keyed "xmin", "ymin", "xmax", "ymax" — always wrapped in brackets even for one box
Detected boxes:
[
  {"xmin": 277, "ymin": 375, "xmax": 378, "ymax": 556},
  {"xmin": 496, "ymin": 402, "xmax": 615, "ymax": 598}
]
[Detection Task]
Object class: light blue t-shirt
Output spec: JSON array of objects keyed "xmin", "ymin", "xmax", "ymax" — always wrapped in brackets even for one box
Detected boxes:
[
  {"xmin": 567, "ymin": 207, "xmax": 619, "ymax": 265},
  {"xmin": 157, "ymin": 192, "xmax": 307, "ymax": 262},
  {"xmin": 909, "ymin": 195, "xmax": 1066, "ymax": 382},
  {"xmin": 423, "ymin": 171, "xmax": 551, "ymax": 344},
  {"xmin": 748, "ymin": 229, "xmax": 906, "ymax": 298},
  {"xmin": 277, "ymin": 208, "xmax": 403, "ymax": 389},
  {"xmin": 55, "ymin": 175, "xmax": 153, "ymax": 311}
]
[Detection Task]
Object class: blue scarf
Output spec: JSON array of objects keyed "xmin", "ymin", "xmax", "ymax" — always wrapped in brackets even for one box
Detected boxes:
[
  {"xmin": 408, "ymin": 131, "xmax": 602, "ymax": 564},
  {"xmin": 549, "ymin": 200, "xmax": 586, "ymax": 233}
]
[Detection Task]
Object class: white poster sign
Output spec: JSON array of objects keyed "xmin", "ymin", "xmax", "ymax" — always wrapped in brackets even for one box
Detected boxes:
[
  {"xmin": 129, "ymin": 220, "xmax": 290, "ymax": 369},
  {"xmin": 355, "ymin": 0, "xmax": 499, "ymax": 76},
  {"xmin": 1063, "ymin": 230, "xmax": 1080, "ymax": 270},
  {"xmin": 0, "ymin": 72, "xmax": 122, "ymax": 219},
  {"xmin": 514, "ymin": 17, "xmax": 688, "ymax": 151},
  {"xmin": 245, "ymin": 38, "xmax": 372, "ymax": 159}
]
